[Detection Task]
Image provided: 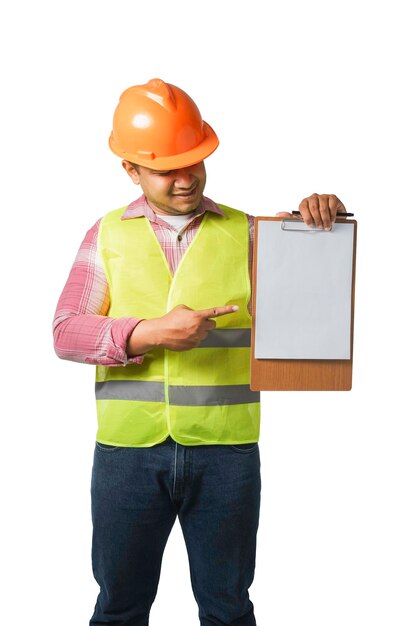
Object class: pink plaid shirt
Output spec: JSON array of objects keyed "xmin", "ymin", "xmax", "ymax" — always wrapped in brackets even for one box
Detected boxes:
[{"xmin": 53, "ymin": 195, "xmax": 254, "ymax": 366}]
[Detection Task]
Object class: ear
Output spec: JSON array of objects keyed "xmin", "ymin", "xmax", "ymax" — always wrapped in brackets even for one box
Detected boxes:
[{"xmin": 122, "ymin": 160, "xmax": 141, "ymax": 185}]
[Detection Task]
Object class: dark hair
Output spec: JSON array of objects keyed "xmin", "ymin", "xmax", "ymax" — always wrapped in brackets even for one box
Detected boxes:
[{"xmin": 127, "ymin": 161, "xmax": 140, "ymax": 173}]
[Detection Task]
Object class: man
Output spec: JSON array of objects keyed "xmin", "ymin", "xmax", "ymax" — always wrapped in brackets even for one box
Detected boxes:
[{"xmin": 53, "ymin": 78, "xmax": 346, "ymax": 626}]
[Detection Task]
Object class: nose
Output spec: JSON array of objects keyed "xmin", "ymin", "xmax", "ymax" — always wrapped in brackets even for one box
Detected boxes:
[{"xmin": 173, "ymin": 168, "xmax": 196, "ymax": 189}]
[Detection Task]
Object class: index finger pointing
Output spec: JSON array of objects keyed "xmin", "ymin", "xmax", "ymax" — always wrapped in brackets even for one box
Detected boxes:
[{"xmin": 196, "ymin": 305, "xmax": 239, "ymax": 319}]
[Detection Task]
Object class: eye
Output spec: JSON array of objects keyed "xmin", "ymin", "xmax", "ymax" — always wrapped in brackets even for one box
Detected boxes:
[{"xmin": 156, "ymin": 170, "xmax": 173, "ymax": 177}]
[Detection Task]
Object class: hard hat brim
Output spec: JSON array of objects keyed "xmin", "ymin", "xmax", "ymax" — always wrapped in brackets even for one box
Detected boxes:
[{"xmin": 109, "ymin": 121, "xmax": 219, "ymax": 171}]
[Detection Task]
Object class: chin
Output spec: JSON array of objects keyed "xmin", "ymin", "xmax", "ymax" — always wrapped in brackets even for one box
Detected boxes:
[
  {"xmin": 177, "ymin": 200, "xmax": 201, "ymax": 213},
  {"xmin": 178, "ymin": 207, "xmax": 197, "ymax": 215}
]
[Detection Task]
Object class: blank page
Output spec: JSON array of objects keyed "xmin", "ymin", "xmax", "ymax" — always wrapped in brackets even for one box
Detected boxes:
[{"xmin": 254, "ymin": 220, "xmax": 354, "ymax": 359}]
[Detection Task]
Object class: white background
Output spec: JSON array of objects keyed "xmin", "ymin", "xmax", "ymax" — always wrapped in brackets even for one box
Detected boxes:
[{"xmin": 1, "ymin": 1, "xmax": 416, "ymax": 624}]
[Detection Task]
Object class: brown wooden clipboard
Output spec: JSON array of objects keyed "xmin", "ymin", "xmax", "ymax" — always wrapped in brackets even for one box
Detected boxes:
[{"xmin": 250, "ymin": 217, "xmax": 357, "ymax": 391}]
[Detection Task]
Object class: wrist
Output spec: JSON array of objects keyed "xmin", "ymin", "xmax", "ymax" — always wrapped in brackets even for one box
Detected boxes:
[{"xmin": 126, "ymin": 318, "xmax": 160, "ymax": 357}]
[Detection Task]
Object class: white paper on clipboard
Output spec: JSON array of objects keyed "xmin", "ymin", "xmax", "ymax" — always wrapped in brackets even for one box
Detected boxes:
[{"xmin": 254, "ymin": 220, "xmax": 355, "ymax": 360}]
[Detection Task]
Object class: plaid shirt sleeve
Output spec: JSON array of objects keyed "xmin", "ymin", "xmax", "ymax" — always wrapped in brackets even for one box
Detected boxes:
[{"xmin": 52, "ymin": 219, "xmax": 144, "ymax": 366}]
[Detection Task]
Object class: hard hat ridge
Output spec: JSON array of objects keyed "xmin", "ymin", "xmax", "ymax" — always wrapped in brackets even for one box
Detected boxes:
[{"xmin": 139, "ymin": 78, "xmax": 177, "ymax": 112}]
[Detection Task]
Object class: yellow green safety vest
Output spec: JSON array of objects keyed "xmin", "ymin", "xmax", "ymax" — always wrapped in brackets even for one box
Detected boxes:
[{"xmin": 95, "ymin": 203, "xmax": 260, "ymax": 447}]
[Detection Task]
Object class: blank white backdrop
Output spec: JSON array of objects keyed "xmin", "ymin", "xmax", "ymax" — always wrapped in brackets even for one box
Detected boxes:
[{"xmin": 1, "ymin": 1, "xmax": 416, "ymax": 624}]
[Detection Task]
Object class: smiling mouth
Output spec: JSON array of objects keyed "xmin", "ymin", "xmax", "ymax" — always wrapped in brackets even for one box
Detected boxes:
[{"xmin": 172, "ymin": 186, "xmax": 198, "ymax": 198}]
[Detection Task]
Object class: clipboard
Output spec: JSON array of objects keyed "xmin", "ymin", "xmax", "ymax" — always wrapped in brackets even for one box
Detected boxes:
[{"xmin": 250, "ymin": 217, "xmax": 357, "ymax": 391}]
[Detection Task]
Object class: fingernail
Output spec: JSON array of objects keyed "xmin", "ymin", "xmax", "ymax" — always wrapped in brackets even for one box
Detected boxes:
[
  {"xmin": 325, "ymin": 227, "xmax": 331, "ymax": 231},
  {"xmin": 232, "ymin": 305, "xmax": 239, "ymax": 311}
]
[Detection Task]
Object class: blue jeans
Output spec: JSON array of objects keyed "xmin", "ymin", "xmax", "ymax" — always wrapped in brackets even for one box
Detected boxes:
[{"xmin": 89, "ymin": 435, "xmax": 261, "ymax": 625}]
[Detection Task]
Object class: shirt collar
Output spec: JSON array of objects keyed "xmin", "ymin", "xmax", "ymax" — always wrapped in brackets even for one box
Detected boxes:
[{"xmin": 121, "ymin": 194, "xmax": 225, "ymax": 222}]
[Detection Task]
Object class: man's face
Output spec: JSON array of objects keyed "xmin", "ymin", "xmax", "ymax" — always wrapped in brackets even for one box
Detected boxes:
[{"xmin": 124, "ymin": 161, "xmax": 207, "ymax": 216}]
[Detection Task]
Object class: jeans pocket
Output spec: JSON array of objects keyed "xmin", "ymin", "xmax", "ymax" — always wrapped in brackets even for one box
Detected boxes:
[
  {"xmin": 229, "ymin": 443, "xmax": 258, "ymax": 454},
  {"xmin": 95, "ymin": 441, "xmax": 122, "ymax": 453}
]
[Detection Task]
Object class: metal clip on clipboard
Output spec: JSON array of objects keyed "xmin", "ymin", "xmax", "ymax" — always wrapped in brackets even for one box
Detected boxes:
[
  {"xmin": 281, "ymin": 211, "xmax": 354, "ymax": 233},
  {"xmin": 281, "ymin": 220, "xmax": 331, "ymax": 233}
]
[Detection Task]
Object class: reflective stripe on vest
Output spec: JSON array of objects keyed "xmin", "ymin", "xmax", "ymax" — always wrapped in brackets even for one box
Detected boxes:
[
  {"xmin": 96, "ymin": 203, "xmax": 260, "ymax": 447},
  {"xmin": 198, "ymin": 328, "xmax": 251, "ymax": 348},
  {"xmin": 96, "ymin": 381, "xmax": 259, "ymax": 405}
]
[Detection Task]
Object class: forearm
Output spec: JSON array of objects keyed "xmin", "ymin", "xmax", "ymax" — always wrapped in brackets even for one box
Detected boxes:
[{"xmin": 54, "ymin": 313, "xmax": 144, "ymax": 365}]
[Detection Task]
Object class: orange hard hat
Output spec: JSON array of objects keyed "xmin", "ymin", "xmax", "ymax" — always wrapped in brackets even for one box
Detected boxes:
[{"xmin": 109, "ymin": 79, "xmax": 219, "ymax": 170}]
